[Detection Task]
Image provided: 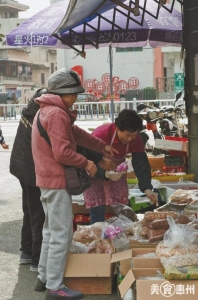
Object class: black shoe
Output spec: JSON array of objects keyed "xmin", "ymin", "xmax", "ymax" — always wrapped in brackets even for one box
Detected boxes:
[
  {"xmin": 20, "ymin": 252, "xmax": 32, "ymax": 264},
  {"xmin": 35, "ymin": 278, "xmax": 46, "ymax": 292},
  {"xmin": 30, "ymin": 265, "xmax": 38, "ymax": 272},
  {"xmin": 45, "ymin": 286, "xmax": 83, "ymax": 300}
]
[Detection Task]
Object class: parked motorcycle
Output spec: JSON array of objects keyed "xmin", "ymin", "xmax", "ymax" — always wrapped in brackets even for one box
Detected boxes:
[{"xmin": 137, "ymin": 92, "xmax": 187, "ymax": 155}]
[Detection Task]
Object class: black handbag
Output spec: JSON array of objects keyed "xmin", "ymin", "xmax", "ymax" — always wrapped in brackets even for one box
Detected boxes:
[{"xmin": 37, "ymin": 112, "xmax": 91, "ymax": 195}]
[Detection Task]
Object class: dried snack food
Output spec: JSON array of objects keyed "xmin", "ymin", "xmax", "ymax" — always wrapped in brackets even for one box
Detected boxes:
[
  {"xmin": 73, "ymin": 222, "xmax": 103, "ymax": 240},
  {"xmin": 156, "ymin": 216, "xmax": 198, "ymax": 268},
  {"xmin": 143, "ymin": 211, "xmax": 177, "ymax": 223},
  {"xmin": 113, "ymin": 204, "xmax": 138, "ymax": 222},
  {"xmin": 95, "ymin": 239, "xmax": 114, "ymax": 254},
  {"xmin": 169, "ymin": 189, "xmax": 198, "ymax": 205}
]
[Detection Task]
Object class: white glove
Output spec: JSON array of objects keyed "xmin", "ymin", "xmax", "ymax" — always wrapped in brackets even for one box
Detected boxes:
[
  {"xmin": 144, "ymin": 189, "xmax": 159, "ymax": 206},
  {"xmin": 105, "ymin": 171, "xmax": 124, "ymax": 181}
]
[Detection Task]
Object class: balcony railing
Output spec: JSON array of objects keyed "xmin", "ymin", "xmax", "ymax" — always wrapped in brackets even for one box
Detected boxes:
[
  {"xmin": 0, "ymin": 75, "xmax": 33, "ymax": 82},
  {"xmin": 0, "ymin": 99, "xmax": 180, "ymax": 121}
]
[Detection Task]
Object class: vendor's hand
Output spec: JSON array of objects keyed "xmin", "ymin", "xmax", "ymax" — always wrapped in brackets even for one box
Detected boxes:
[
  {"xmin": 98, "ymin": 158, "xmax": 116, "ymax": 171},
  {"xmin": 144, "ymin": 189, "xmax": 159, "ymax": 206},
  {"xmin": 105, "ymin": 171, "xmax": 124, "ymax": 181},
  {"xmin": 103, "ymin": 145, "xmax": 119, "ymax": 157},
  {"xmin": 85, "ymin": 160, "xmax": 97, "ymax": 177},
  {"xmin": 1, "ymin": 143, "xmax": 9, "ymax": 149}
]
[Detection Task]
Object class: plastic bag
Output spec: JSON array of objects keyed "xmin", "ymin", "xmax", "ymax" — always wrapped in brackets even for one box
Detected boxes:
[
  {"xmin": 138, "ymin": 270, "xmax": 164, "ymax": 280},
  {"xmin": 112, "ymin": 231, "xmax": 130, "ymax": 252},
  {"xmin": 116, "ymin": 161, "xmax": 128, "ymax": 172},
  {"xmin": 73, "ymin": 222, "xmax": 103, "ymax": 240},
  {"xmin": 70, "ymin": 241, "xmax": 90, "ymax": 253},
  {"xmin": 95, "ymin": 239, "xmax": 114, "ymax": 254},
  {"xmin": 169, "ymin": 189, "xmax": 198, "ymax": 205},
  {"xmin": 113, "ymin": 204, "xmax": 138, "ymax": 222},
  {"xmin": 156, "ymin": 216, "xmax": 198, "ymax": 268},
  {"xmin": 164, "ymin": 266, "xmax": 198, "ymax": 280},
  {"xmin": 136, "ymin": 253, "xmax": 158, "ymax": 258}
]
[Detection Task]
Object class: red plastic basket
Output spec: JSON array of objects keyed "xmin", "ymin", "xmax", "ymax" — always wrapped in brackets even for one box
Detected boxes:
[
  {"xmin": 169, "ymin": 150, "xmax": 187, "ymax": 157},
  {"xmin": 163, "ymin": 166, "xmax": 185, "ymax": 173},
  {"xmin": 74, "ymin": 214, "xmax": 90, "ymax": 223},
  {"xmin": 165, "ymin": 136, "xmax": 188, "ymax": 142}
]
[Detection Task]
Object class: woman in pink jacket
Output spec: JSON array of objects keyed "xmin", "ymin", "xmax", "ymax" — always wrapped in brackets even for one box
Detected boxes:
[{"xmin": 31, "ymin": 68, "xmax": 116, "ymax": 300}]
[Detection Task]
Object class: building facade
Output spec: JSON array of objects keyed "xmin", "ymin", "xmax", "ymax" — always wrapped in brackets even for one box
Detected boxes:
[{"xmin": 0, "ymin": 0, "xmax": 57, "ymax": 104}]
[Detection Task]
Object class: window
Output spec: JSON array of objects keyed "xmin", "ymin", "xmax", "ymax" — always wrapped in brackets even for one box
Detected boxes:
[
  {"xmin": 51, "ymin": 63, "xmax": 54, "ymax": 74},
  {"xmin": 41, "ymin": 73, "xmax": 45, "ymax": 85},
  {"xmin": 116, "ymin": 47, "xmax": 143, "ymax": 52}
]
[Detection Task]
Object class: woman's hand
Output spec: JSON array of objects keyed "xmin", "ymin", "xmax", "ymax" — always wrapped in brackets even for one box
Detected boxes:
[
  {"xmin": 85, "ymin": 160, "xmax": 97, "ymax": 177},
  {"xmin": 103, "ymin": 145, "xmax": 119, "ymax": 157},
  {"xmin": 1, "ymin": 143, "xmax": 9, "ymax": 149},
  {"xmin": 98, "ymin": 158, "xmax": 117, "ymax": 171},
  {"xmin": 105, "ymin": 171, "xmax": 124, "ymax": 181},
  {"xmin": 144, "ymin": 189, "xmax": 159, "ymax": 206}
]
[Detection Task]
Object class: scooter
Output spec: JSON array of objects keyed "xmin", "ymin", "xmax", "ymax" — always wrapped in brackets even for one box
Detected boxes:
[{"xmin": 137, "ymin": 92, "xmax": 187, "ymax": 154}]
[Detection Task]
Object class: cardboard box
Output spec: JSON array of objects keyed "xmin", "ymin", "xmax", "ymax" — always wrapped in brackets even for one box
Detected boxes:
[
  {"xmin": 161, "ymin": 181, "xmax": 198, "ymax": 190},
  {"xmin": 119, "ymin": 268, "xmax": 198, "ymax": 299},
  {"xmin": 111, "ymin": 248, "xmax": 161, "ymax": 277},
  {"xmin": 129, "ymin": 240, "xmax": 157, "ymax": 249},
  {"xmin": 111, "ymin": 248, "xmax": 161, "ymax": 297},
  {"xmin": 131, "ymin": 248, "xmax": 163, "ymax": 269},
  {"xmin": 64, "ymin": 253, "xmax": 113, "ymax": 294}
]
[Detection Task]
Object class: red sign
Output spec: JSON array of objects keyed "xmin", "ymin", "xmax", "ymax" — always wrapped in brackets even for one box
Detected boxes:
[{"xmin": 128, "ymin": 77, "xmax": 139, "ymax": 89}]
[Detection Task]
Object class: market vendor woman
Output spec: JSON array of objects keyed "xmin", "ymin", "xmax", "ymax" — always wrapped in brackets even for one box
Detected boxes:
[{"xmin": 84, "ymin": 109, "xmax": 158, "ymax": 224}]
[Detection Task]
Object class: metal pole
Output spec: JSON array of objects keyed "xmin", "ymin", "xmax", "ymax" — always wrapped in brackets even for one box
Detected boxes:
[{"xmin": 109, "ymin": 43, "xmax": 114, "ymax": 122}]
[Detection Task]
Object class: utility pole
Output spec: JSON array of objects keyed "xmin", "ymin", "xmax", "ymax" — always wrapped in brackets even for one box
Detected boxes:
[{"xmin": 183, "ymin": 1, "xmax": 198, "ymax": 180}]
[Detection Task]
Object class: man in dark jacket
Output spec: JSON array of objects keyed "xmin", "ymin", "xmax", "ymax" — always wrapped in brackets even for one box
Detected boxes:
[{"xmin": 10, "ymin": 89, "xmax": 47, "ymax": 272}]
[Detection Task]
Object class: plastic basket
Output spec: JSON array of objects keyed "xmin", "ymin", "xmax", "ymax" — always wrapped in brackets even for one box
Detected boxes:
[
  {"xmin": 163, "ymin": 166, "xmax": 185, "ymax": 173},
  {"xmin": 148, "ymin": 156, "xmax": 164, "ymax": 171},
  {"xmin": 169, "ymin": 150, "xmax": 187, "ymax": 157}
]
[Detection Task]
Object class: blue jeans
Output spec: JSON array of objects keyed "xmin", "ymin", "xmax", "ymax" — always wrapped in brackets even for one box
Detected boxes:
[{"xmin": 90, "ymin": 205, "xmax": 105, "ymax": 224}]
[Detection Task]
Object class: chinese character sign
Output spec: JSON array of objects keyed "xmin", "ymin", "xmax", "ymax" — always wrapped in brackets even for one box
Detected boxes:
[{"xmin": 151, "ymin": 281, "xmax": 195, "ymax": 297}]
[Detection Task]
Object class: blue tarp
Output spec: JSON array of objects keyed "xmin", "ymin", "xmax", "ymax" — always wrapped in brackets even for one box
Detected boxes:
[{"xmin": 52, "ymin": 0, "xmax": 126, "ymax": 35}]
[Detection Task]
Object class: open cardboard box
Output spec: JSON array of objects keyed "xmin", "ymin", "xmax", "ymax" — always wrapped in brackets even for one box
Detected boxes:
[
  {"xmin": 111, "ymin": 248, "xmax": 162, "ymax": 278},
  {"xmin": 64, "ymin": 253, "xmax": 113, "ymax": 294},
  {"xmin": 119, "ymin": 268, "xmax": 198, "ymax": 300}
]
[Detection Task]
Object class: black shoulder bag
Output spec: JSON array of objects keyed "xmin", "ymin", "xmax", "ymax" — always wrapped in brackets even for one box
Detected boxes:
[{"xmin": 36, "ymin": 112, "xmax": 91, "ymax": 195}]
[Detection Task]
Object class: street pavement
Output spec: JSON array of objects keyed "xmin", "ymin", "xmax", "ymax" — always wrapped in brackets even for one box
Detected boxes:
[{"xmin": 0, "ymin": 118, "xmax": 154, "ymax": 300}]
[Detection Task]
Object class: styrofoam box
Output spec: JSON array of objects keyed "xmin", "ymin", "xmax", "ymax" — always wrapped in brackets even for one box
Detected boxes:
[
  {"xmin": 154, "ymin": 139, "xmax": 188, "ymax": 152},
  {"xmin": 161, "ymin": 181, "xmax": 198, "ymax": 190}
]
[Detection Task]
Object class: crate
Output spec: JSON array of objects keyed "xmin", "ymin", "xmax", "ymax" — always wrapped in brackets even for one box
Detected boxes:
[
  {"xmin": 147, "ymin": 156, "xmax": 164, "ymax": 171},
  {"xmin": 74, "ymin": 214, "xmax": 90, "ymax": 224},
  {"xmin": 169, "ymin": 150, "xmax": 187, "ymax": 156},
  {"xmin": 127, "ymin": 174, "xmax": 195, "ymax": 183},
  {"xmin": 163, "ymin": 166, "xmax": 185, "ymax": 173},
  {"xmin": 165, "ymin": 136, "xmax": 188, "ymax": 142}
]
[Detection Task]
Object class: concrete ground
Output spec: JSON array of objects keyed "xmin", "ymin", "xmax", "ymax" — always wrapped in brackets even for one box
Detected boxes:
[{"xmin": 0, "ymin": 119, "xmax": 123, "ymax": 300}]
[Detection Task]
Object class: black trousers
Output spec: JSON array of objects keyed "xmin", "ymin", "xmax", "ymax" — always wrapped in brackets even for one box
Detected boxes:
[{"xmin": 20, "ymin": 181, "xmax": 45, "ymax": 266}]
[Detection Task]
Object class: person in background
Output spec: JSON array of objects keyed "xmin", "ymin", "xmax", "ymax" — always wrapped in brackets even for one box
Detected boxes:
[
  {"xmin": 0, "ymin": 126, "xmax": 9, "ymax": 149},
  {"xmin": 31, "ymin": 68, "xmax": 117, "ymax": 300},
  {"xmin": 10, "ymin": 89, "xmax": 47, "ymax": 272},
  {"xmin": 84, "ymin": 109, "xmax": 158, "ymax": 224}
]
